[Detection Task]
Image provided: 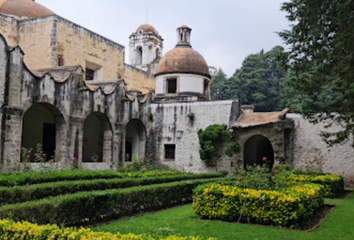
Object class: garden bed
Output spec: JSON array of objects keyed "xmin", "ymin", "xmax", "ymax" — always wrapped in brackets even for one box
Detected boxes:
[
  {"xmin": 0, "ymin": 177, "xmax": 236, "ymax": 226},
  {"xmin": 0, "ymin": 219, "xmax": 215, "ymax": 240},
  {"xmin": 0, "ymin": 172, "xmax": 227, "ymax": 205},
  {"xmin": 193, "ymin": 182, "xmax": 325, "ymax": 227},
  {"xmin": 288, "ymin": 173, "xmax": 345, "ymax": 198},
  {"xmin": 0, "ymin": 169, "xmax": 190, "ymax": 187}
]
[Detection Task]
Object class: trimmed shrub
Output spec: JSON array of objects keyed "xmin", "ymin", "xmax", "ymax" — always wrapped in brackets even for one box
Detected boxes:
[
  {"xmin": 288, "ymin": 173, "xmax": 344, "ymax": 198},
  {"xmin": 272, "ymin": 164, "xmax": 293, "ymax": 173},
  {"xmin": 0, "ymin": 172, "xmax": 228, "ymax": 205},
  {"xmin": 0, "ymin": 219, "xmax": 214, "ymax": 240},
  {"xmin": 193, "ymin": 182, "xmax": 325, "ymax": 227},
  {"xmin": 0, "ymin": 169, "xmax": 186, "ymax": 187},
  {"xmin": 0, "ymin": 178, "xmax": 235, "ymax": 226}
]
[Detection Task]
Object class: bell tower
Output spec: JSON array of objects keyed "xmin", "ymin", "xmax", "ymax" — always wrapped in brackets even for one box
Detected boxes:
[{"xmin": 129, "ymin": 24, "xmax": 164, "ymax": 74}]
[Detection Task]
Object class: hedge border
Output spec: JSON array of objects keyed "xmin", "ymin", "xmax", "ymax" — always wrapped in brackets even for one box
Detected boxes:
[
  {"xmin": 288, "ymin": 173, "xmax": 344, "ymax": 198},
  {"xmin": 193, "ymin": 182, "xmax": 325, "ymax": 227},
  {"xmin": 0, "ymin": 172, "xmax": 227, "ymax": 205},
  {"xmin": 0, "ymin": 177, "xmax": 236, "ymax": 226},
  {"xmin": 0, "ymin": 219, "xmax": 214, "ymax": 240},
  {"xmin": 0, "ymin": 170, "xmax": 189, "ymax": 187}
]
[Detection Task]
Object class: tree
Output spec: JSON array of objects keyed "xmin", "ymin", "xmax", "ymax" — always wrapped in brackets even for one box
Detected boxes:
[
  {"xmin": 233, "ymin": 46, "xmax": 286, "ymax": 112},
  {"xmin": 210, "ymin": 68, "xmax": 230, "ymax": 100},
  {"xmin": 279, "ymin": 0, "xmax": 354, "ymax": 147}
]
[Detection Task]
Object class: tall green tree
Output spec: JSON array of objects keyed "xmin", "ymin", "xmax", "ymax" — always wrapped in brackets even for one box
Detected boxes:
[
  {"xmin": 233, "ymin": 46, "xmax": 286, "ymax": 112},
  {"xmin": 210, "ymin": 68, "xmax": 229, "ymax": 100},
  {"xmin": 279, "ymin": 0, "xmax": 354, "ymax": 147}
]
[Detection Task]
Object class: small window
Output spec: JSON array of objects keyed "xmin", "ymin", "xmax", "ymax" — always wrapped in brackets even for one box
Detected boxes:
[
  {"xmin": 57, "ymin": 54, "xmax": 64, "ymax": 66},
  {"xmin": 167, "ymin": 78, "xmax": 177, "ymax": 94},
  {"xmin": 85, "ymin": 68, "xmax": 95, "ymax": 80},
  {"xmin": 165, "ymin": 144, "xmax": 176, "ymax": 160},
  {"xmin": 85, "ymin": 61, "xmax": 103, "ymax": 80}
]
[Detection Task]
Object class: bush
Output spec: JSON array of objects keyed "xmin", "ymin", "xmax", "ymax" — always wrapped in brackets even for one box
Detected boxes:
[
  {"xmin": 0, "ymin": 177, "xmax": 236, "ymax": 226},
  {"xmin": 233, "ymin": 165, "xmax": 288, "ymax": 191},
  {"xmin": 288, "ymin": 173, "xmax": 344, "ymax": 198},
  {"xmin": 0, "ymin": 172, "xmax": 228, "ymax": 205},
  {"xmin": 198, "ymin": 124, "xmax": 240, "ymax": 162},
  {"xmin": 193, "ymin": 182, "xmax": 325, "ymax": 227},
  {"xmin": 0, "ymin": 169, "xmax": 186, "ymax": 187},
  {"xmin": 0, "ymin": 219, "xmax": 214, "ymax": 240},
  {"xmin": 272, "ymin": 164, "xmax": 293, "ymax": 173}
]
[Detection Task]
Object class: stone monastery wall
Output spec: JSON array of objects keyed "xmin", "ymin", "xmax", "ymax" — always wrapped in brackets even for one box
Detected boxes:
[
  {"xmin": 289, "ymin": 114, "xmax": 354, "ymax": 182},
  {"xmin": 149, "ymin": 100, "xmax": 240, "ymax": 173}
]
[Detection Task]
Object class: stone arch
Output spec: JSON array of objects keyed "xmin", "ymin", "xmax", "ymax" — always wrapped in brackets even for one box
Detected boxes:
[
  {"xmin": 243, "ymin": 134, "xmax": 274, "ymax": 170},
  {"xmin": 83, "ymin": 112, "xmax": 113, "ymax": 163},
  {"xmin": 21, "ymin": 103, "xmax": 65, "ymax": 161},
  {"xmin": 125, "ymin": 119, "xmax": 146, "ymax": 162},
  {"xmin": 136, "ymin": 46, "xmax": 143, "ymax": 65}
]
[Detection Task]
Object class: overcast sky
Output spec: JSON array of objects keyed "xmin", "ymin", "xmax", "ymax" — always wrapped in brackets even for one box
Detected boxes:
[{"xmin": 36, "ymin": 0, "xmax": 290, "ymax": 77}]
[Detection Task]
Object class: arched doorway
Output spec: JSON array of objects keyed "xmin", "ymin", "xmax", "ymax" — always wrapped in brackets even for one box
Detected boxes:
[
  {"xmin": 83, "ymin": 112, "xmax": 112, "ymax": 162},
  {"xmin": 125, "ymin": 119, "xmax": 146, "ymax": 162},
  {"xmin": 21, "ymin": 103, "xmax": 65, "ymax": 161},
  {"xmin": 243, "ymin": 135, "xmax": 274, "ymax": 170}
]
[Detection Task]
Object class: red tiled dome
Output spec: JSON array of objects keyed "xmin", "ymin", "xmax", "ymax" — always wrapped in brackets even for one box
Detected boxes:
[
  {"xmin": 155, "ymin": 47, "xmax": 210, "ymax": 78},
  {"xmin": 0, "ymin": 0, "xmax": 54, "ymax": 19},
  {"xmin": 136, "ymin": 24, "xmax": 157, "ymax": 34}
]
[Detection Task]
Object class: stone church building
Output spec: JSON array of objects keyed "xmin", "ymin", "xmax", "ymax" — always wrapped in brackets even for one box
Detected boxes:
[{"xmin": 0, "ymin": 0, "xmax": 353, "ymax": 182}]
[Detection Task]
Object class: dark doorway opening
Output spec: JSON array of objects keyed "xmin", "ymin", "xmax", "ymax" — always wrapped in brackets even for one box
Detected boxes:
[
  {"xmin": 125, "ymin": 141, "xmax": 132, "ymax": 162},
  {"xmin": 243, "ymin": 135, "xmax": 274, "ymax": 170},
  {"xmin": 43, "ymin": 123, "xmax": 56, "ymax": 159}
]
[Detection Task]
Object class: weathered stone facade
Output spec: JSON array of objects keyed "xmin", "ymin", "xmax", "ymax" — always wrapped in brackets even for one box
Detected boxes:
[
  {"xmin": 289, "ymin": 114, "xmax": 354, "ymax": 182},
  {"xmin": 0, "ymin": 0, "xmax": 353, "ymax": 183},
  {"xmin": 0, "ymin": 36, "xmax": 146, "ymax": 170},
  {"xmin": 0, "ymin": 12, "xmax": 155, "ymax": 92}
]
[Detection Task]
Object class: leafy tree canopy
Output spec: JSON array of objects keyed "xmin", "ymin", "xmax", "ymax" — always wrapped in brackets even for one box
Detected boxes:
[{"xmin": 279, "ymin": 0, "xmax": 354, "ymax": 147}]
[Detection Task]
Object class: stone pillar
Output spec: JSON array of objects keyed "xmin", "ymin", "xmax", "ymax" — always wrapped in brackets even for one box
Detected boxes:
[
  {"xmin": 103, "ymin": 129, "xmax": 113, "ymax": 166},
  {"xmin": 2, "ymin": 107, "xmax": 23, "ymax": 166}
]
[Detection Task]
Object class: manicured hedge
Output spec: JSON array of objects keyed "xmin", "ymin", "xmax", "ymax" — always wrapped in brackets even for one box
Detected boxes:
[
  {"xmin": 193, "ymin": 182, "xmax": 325, "ymax": 227},
  {"xmin": 0, "ymin": 172, "xmax": 228, "ymax": 205},
  {"xmin": 288, "ymin": 173, "xmax": 344, "ymax": 198},
  {"xmin": 0, "ymin": 170, "xmax": 188, "ymax": 187},
  {"xmin": 0, "ymin": 178, "xmax": 235, "ymax": 226},
  {"xmin": 0, "ymin": 219, "xmax": 214, "ymax": 240}
]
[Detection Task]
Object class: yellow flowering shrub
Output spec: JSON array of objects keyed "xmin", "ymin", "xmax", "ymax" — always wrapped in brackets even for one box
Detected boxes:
[
  {"xmin": 193, "ymin": 182, "xmax": 325, "ymax": 227},
  {"xmin": 288, "ymin": 173, "xmax": 344, "ymax": 197},
  {"xmin": 0, "ymin": 219, "xmax": 215, "ymax": 240}
]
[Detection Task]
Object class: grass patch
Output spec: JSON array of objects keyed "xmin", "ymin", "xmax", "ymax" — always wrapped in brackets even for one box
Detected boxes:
[{"xmin": 92, "ymin": 192, "xmax": 354, "ymax": 240}]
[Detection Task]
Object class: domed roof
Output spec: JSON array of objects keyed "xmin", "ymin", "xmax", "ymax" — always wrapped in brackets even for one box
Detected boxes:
[
  {"xmin": 155, "ymin": 47, "xmax": 210, "ymax": 78},
  {"xmin": 0, "ymin": 0, "xmax": 54, "ymax": 19},
  {"xmin": 178, "ymin": 25, "xmax": 190, "ymax": 29},
  {"xmin": 136, "ymin": 24, "xmax": 157, "ymax": 34}
]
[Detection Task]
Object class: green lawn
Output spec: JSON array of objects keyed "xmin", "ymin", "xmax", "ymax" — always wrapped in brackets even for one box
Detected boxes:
[{"xmin": 92, "ymin": 192, "xmax": 354, "ymax": 240}]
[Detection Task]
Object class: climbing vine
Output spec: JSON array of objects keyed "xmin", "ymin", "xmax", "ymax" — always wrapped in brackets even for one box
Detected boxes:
[{"xmin": 197, "ymin": 124, "xmax": 240, "ymax": 164}]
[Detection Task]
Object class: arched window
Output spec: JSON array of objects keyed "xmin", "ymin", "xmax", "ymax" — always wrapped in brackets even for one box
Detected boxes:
[{"xmin": 136, "ymin": 46, "xmax": 143, "ymax": 65}]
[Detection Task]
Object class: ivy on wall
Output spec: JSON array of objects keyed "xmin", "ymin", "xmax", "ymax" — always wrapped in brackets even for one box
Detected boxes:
[{"xmin": 198, "ymin": 124, "xmax": 240, "ymax": 164}]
